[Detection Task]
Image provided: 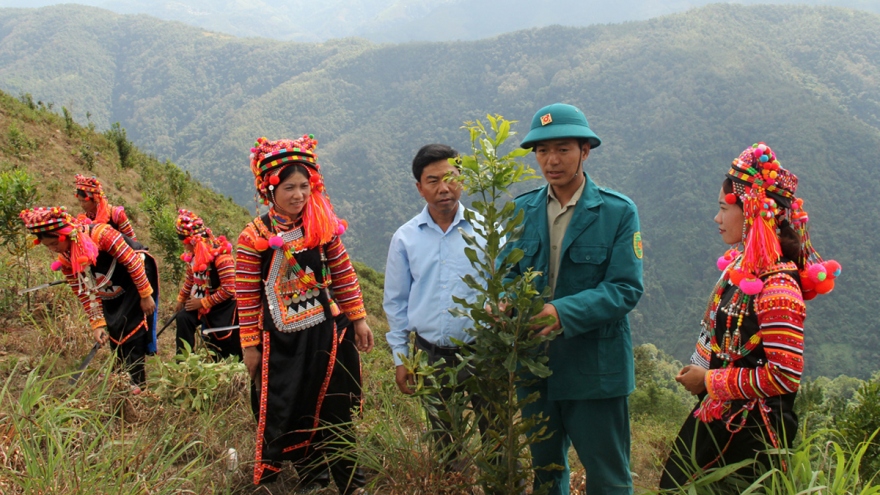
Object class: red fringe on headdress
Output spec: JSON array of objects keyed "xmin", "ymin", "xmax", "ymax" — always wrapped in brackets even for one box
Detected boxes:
[
  {"xmin": 301, "ymin": 188, "xmax": 340, "ymax": 249},
  {"xmin": 58, "ymin": 224, "xmax": 98, "ymax": 275},
  {"xmin": 92, "ymin": 193, "xmax": 111, "ymax": 225},
  {"xmin": 191, "ymin": 236, "xmax": 215, "ymax": 270},
  {"xmin": 741, "ymin": 188, "xmax": 781, "ymax": 276}
]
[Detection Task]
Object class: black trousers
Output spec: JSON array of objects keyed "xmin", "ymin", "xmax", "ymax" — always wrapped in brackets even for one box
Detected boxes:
[
  {"xmin": 110, "ymin": 331, "xmax": 147, "ymax": 386},
  {"xmin": 415, "ymin": 334, "xmax": 492, "ymax": 468},
  {"xmin": 175, "ymin": 308, "xmax": 242, "ymax": 360}
]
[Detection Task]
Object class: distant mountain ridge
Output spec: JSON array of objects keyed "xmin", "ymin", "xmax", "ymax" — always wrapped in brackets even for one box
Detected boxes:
[
  {"xmin": 0, "ymin": 0, "xmax": 878, "ymax": 42},
  {"xmin": 0, "ymin": 3, "xmax": 878, "ymax": 378}
]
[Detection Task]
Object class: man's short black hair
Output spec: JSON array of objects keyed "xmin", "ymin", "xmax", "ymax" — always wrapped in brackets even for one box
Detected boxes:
[{"xmin": 412, "ymin": 144, "xmax": 458, "ymax": 182}]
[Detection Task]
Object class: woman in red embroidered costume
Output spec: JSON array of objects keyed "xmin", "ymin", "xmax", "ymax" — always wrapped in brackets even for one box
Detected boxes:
[
  {"xmin": 74, "ymin": 174, "xmax": 138, "ymax": 241},
  {"xmin": 659, "ymin": 143, "xmax": 841, "ymax": 489},
  {"xmin": 20, "ymin": 206, "xmax": 159, "ymax": 390},
  {"xmin": 173, "ymin": 208, "xmax": 241, "ymax": 360},
  {"xmin": 236, "ymin": 135, "xmax": 374, "ymax": 494}
]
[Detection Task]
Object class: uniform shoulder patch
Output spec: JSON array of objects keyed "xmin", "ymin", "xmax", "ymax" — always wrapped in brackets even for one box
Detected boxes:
[{"xmin": 633, "ymin": 232, "xmax": 643, "ymax": 259}]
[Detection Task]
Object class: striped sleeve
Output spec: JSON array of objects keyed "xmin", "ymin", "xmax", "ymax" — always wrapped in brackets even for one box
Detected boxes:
[
  {"xmin": 690, "ymin": 324, "xmax": 713, "ymax": 369},
  {"xmin": 178, "ymin": 263, "xmax": 194, "ymax": 302},
  {"xmin": 203, "ymin": 252, "xmax": 236, "ymax": 308},
  {"xmin": 111, "ymin": 206, "xmax": 138, "ymax": 241},
  {"xmin": 325, "ymin": 235, "xmax": 366, "ymax": 321},
  {"xmin": 235, "ymin": 224, "xmax": 263, "ymax": 348},
  {"xmin": 93, "ymin": 224, "xmax": 152, "ymax": 299},
  {"xmin": 61, "ymin": 262, "xmax": 106, "ymax": 330},
  {"xmin": 705, "ymin": 273, "xmax": 805, "ymax": 402}
]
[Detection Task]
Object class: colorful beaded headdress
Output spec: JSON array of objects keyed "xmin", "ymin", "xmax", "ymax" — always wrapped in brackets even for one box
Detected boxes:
[
  {"xmin": 248, "ymin": 135, "xmax": 345, "ymax": 249},
  {"xmin": 19, "ymin": 206, "xmax": 98, "ymax": 275},
  {"xmin": 175, "ymin": 209, "xmax": 232, "ymax": 272},
  {"xmin": 20, "ymin": 206, "xmax": 71, "ymax": 235},
  {"xmin": 249, "ymin": 135, "xmax": 320, "ymax": 204},
  {"xmin": 75, "ymin": 174, "xmax": 104, "ymax": 195},
  {"xmin": 175, "ymin": 208, "xmax": 211, "ymax": 239},
  {"xmin": 718, "ymin": 142, "xmax": 840, "ymax": 300},
  {"xmin": 74, "ymin": 174, "xmax": 114, "ymax": 225}
]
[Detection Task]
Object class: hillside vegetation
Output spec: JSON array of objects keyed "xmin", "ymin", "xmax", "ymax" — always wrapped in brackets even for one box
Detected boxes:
[{"xmin": 0, "ymin": 4, "xmax": 878, "ymax": 377}]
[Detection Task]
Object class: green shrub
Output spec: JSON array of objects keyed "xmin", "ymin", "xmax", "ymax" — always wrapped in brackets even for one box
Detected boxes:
[
  {"xmin": 149, "ymin": 343, "xmax": 247, "ymax": 412},
  {"xmin": 105, "ymin": 122, "xmax": 133, "ymax": 169},
  {"xmin": 62, "ymin": 106, "xmax": 76, "ymax": 137},
  {"xmin": 835, "ymin": 372, "xmax": 880, "ymax": 480},
  {"xmin": 5, "ymin": 123, "xmax": 36, "ymax": 159},
  {"xmin": 0, "ymin": 169, "xmax": 40, "ymax": 311}
]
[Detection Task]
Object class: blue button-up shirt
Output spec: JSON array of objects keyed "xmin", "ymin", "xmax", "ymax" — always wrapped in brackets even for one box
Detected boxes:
[{"xmin": 384, "ymin": 203, "xmax": 482, "ymax": 366}]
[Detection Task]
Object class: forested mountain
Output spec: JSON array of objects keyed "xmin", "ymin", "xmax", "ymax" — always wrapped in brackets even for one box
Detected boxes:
[
  {"xmin": 0, "ymin": 3, "xmax": 878, "ymax": 378},
  {"xmin": 1, "ymin": 0, "xmax": 878, "ymax": 42}
]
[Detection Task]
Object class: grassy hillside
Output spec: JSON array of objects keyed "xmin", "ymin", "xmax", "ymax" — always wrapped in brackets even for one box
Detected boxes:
[{"xmin": 1, "ymin": 4, "xmax": 878, "ymax": 378}]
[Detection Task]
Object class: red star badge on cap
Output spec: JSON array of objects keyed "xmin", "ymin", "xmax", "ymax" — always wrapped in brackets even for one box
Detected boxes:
[{"xmin": 540, "ymin": 113, "xmax": 553, "ymax": 126}]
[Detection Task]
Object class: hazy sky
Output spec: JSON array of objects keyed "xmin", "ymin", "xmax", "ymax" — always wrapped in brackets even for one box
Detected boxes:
[{"xmin": 0, "ymin": 0, "xmax": 877, "ymax": 42}]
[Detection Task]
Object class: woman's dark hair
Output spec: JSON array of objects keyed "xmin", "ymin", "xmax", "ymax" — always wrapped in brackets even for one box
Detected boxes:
[
  {"xmin": 75, "ymin": 190, "xmax": 89, "ymax": 198},
  {"xmin": 276, "ymin": 163, "xmax": 310, "ymax": 185},
  {"xmin": 722, "ymin": 178, "xmax": 802, "ymax": 268},
  {"xmin": 35, "ymin": 232, "xmax": 59, "ymax": 240},
  {"xmin": 412, "ymin": 144, "xmax": 458, "ymax": 182}
]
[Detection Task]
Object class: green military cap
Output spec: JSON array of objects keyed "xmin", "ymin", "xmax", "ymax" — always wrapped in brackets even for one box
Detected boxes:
[{"xmin": 520, "ymin": 103, "xmax": 601, "ymax": 149}]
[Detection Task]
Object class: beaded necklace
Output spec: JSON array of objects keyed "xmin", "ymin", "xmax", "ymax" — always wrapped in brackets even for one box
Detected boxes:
[
  {"xmin": 268, "ymin": 211, "xmax": 330, "ymax": 296},
  {"xmin": 701, "ymin": 253, "xmax": 761, "ymax": 367}
]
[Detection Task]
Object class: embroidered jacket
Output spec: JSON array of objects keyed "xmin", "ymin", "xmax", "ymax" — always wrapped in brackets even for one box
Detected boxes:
[
  {"xmin": 235, "ymin": 219, "xmax": 366, "ymax": 349},
  {"xmin": 61, "ymin": 224, "xmax": 153, "ymax": 330},
  {"xmin": 86, "ymin": 205, "xmax": 137, "ymax": 241},
  {"xmin": 177, "ymin": 252, "xmax": 236, "ymax": 310},
  {"xmin": 692, "ymin": 261, "xmax": 806, "ymax": 405}
]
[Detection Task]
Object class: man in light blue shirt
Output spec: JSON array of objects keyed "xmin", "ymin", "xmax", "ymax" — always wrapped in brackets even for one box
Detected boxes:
[{"xmin": 384, "ymin": 143, "xmax": 487, "ymax": 467}]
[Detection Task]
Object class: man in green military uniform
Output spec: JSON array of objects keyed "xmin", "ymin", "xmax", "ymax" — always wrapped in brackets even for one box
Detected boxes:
[{"xmin": 503, "ymin": 103, "xmax": 644, "ymax": 495}]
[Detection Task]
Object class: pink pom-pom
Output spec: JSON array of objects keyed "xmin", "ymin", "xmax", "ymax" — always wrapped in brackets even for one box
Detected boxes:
[
  {"xmin": 807, "ymin": 263, "xmax": 826, "ymax": 283},
  {"xmin": 268, "ymin": 235, "xmax": 284, "ymax": 250},
  {"xmin": 335, "ymin": 223, "xmax": 347, "ymax": 236},
  {"xmin": 197, "ymin": 263, "xmax": 207, "ymax": 272},
  {"xmin": 717, "ymin": 255, "xmax": 733, "ymax": 271},
  {"xmin": 753, "ymin": 148, "xmax": 763, "ymax": 157},
  {"xmin": 51, "ymin": 260, "xmax": 63, "ymax": 271},
  {"xmin": 739, "ymin": 277, "xmax": 764, "ymax": 295},
  {"xmin": 823, "ymin": 260, "xmax": 842, "ymax": 279}
]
